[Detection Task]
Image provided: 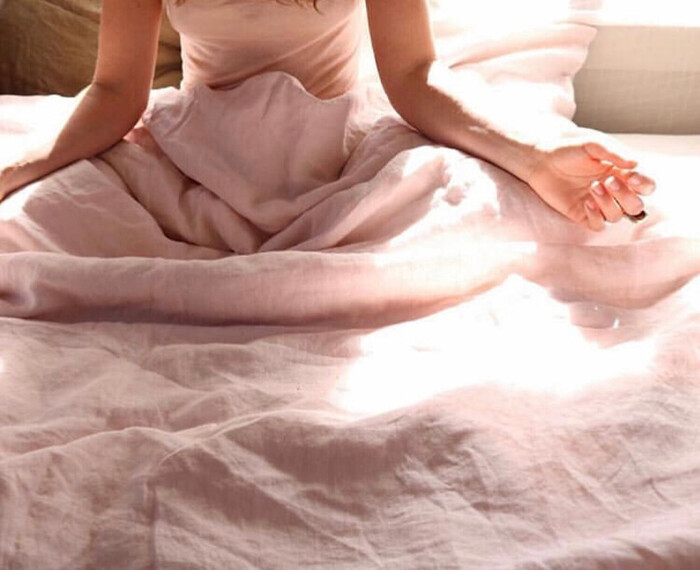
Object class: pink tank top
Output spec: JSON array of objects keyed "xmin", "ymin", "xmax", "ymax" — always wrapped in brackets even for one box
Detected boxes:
[{"xmin": 164, "ymin": 0, "xmax": 364, "ymax": 99}]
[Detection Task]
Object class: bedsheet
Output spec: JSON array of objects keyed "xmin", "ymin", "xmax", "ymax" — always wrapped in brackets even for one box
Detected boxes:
[{"xmin": 1, "ymin": 75, "xmax": 700, "ymax": 569}]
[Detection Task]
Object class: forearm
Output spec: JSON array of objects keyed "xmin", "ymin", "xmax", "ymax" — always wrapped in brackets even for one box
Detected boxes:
[
  {"xmin": 2, "ymin": 82, "xmax": 145, "ymax": 195},
  {"xmin": 385, "ymin": 61, "xmax": 564, "ymax": 184}
]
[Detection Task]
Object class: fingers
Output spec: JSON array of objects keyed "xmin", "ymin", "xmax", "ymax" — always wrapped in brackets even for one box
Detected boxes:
[
  {"xmin": 589, "ymin": 180, "xmax": 625, "ymax": 223},
  {"xmin": 584, "ymin": 164, "xmax": 657, "ymax": 231},
  {"xmin": 580, "ymin": 138, "xmax": 656, "ymax": 196},
  {"xmin": 611, "ymin": 167, "xmax": 657, "ymax": 196},
  {"xmin": 570, "ymin": 135, "xmax": 656, "ymax": 232},
  {"xmin": 584, "ymin": 197, "xmax": 606, "ymax": 232},
  {"xmin": 584, "ymin": 141, "xmax": 638, "ymax": 170},
  {"xmin": 593, "ymin": 175, "xmax": 646, "ymax": 219}
]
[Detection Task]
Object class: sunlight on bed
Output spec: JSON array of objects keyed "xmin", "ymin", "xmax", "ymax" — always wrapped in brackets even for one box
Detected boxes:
[
  {"xmin": 0, "ymin": 184, "xmax": 34, "ymax": 221},
  {"xmin": 0, "ymin": 96, "xmax": 73, "ymax": 222},
  {"xmin": 333, "ymin": 274, "xmax": 659, "ymax": 416}
]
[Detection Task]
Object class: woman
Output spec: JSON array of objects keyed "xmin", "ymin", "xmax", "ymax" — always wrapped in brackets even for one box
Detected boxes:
[{"xmin": 0, "ymin": 0, "xmax": 655, "ymax": 232}]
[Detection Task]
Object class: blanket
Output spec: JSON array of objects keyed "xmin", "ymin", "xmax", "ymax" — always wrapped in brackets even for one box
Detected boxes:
[{"xmin": 1, "ymin": 73, "xmax": 700, "ymax": 569}]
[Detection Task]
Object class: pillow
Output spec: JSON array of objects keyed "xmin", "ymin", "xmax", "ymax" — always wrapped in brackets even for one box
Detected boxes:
[
  {"xmin": 359, "ymin": 1, "xmax": 596, "ymax": 136},
  {"xmin": 432, "ymin": 24, "xmax": 595, "ymax": 121},
  {"xmin": 0, "ymin": 0, "xmax": 182, "ymax": 96}
]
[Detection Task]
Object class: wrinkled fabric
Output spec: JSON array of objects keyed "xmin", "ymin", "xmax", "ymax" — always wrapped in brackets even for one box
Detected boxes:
[{"xmin": 1, "ymin": 61, "xmax": 700, "ymax": 569}]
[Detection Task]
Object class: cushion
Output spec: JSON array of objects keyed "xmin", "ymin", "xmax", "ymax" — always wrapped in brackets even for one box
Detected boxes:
[
  {"xmin": 360, "ymin": 0, "xmax": 596, "ymax": 135},
  {"xmin": 0, "ymin": 0, "xmax": 182, "ymax": 96}
]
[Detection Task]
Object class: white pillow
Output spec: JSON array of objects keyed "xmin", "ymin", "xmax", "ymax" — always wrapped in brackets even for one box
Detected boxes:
[
  {"xmin": 359, "ymin": 1, "xmax": 596, "ymax": 124},
  {"xmin": 433, "ymin": 23, "xmax": 595, "ymax": 120}
]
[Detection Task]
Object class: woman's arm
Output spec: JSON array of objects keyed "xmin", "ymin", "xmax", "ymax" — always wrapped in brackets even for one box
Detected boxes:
[
  {"xmin": 0, "ymin": 0, "xmax": 163, "ymax": 200},
  {"xmin": 365, "ymin": 0, "xmax": 656, "ymax": 231}
]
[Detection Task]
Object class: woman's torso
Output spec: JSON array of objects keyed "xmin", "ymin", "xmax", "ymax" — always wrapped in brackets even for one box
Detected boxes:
[{"xmin": 164, "ymin": 0, "xmax": 364, "ymax": 99}]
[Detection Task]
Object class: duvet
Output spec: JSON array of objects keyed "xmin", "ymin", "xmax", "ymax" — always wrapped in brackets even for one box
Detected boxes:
[{"xmin": 1, "ymin": 70, "xmax": 699, "ymax": 569}]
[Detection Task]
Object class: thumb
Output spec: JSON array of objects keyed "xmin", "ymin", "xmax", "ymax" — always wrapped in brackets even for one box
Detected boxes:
[{"xmin": 584, "ymin": 141, "xmax": 638, "ymax": 169}]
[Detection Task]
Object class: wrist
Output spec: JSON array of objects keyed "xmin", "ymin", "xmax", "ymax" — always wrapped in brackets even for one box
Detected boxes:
[
  {"xmin": 523, "ymin": 123, "xmax": 589, "ymax": 186},
  {"xmin": 477, "ymin": 114, "xmax": 574, "ymax": 186},
  {"xmin": 510, "ymin": 138, "xmax": 549, "ymax": 185},
  {"xmin": 521, "ymin": 144, "xmax": 551, "ymax": 187}
]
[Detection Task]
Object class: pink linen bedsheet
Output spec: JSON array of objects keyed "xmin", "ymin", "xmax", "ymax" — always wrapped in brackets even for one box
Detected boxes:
[{"xmin": 1, "ymin": 74, "xmax": 700, "ymax": 569}]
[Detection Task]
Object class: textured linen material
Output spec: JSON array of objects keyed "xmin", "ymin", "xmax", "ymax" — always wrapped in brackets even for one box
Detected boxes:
[{"xmin": 1, "ymin": 26, "xmax": 700, "ymax": 570}]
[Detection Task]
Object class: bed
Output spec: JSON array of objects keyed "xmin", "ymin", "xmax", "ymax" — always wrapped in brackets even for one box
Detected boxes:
[{"xmin": 1, "ymin": 2, "xmax": 699, "ymax": 569}]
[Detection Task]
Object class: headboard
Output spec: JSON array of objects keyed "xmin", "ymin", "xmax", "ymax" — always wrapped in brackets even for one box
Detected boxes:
[{"xmin": 573, "ymin": 24, "xmax": 700, "ymax": 134}]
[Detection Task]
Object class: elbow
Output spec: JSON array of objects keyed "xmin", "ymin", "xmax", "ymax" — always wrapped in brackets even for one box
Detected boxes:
[
  {"xmin": 380, "ymin": 59, "xmax": 437, "ymax": 124},
  {"xmin": 87, "ymin": 81, "xmax": 150, "ymax": 136},
  {"xmin": 125, "ymin": 93, "xmax": 149, "ymax": 125},
  {"xmin": 121, "ymin": 101, "xmax": 149, "ymax": 135},
  {"xmin": 382, "ymin": 58, "xmax": 434, "ymax": 92}
]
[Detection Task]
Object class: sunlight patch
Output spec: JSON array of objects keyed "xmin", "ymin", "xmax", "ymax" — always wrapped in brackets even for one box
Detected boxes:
[
  {"xmin": 332, "ymin": 275, "xmax": 659, "ymax": 415},
  {"xmin": 0, "ymin": 182, "xmax": 36, "ymax": 221}
]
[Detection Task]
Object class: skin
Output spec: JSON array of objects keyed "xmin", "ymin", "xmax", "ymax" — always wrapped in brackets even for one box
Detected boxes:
[{"xmin": 0, "ymin": 0, "xmax": 656, "ymax": 232}]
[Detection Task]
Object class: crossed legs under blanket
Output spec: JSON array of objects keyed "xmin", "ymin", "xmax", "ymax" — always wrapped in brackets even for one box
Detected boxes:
[{"xmin": 1, "ymin": 74, "xmax": 700, "ymax": 569}]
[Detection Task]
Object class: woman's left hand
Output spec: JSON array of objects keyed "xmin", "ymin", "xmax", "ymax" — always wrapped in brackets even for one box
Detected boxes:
[{"xmin": 525, "ymin": 128, "xmax": 656, "ymax": 231}]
